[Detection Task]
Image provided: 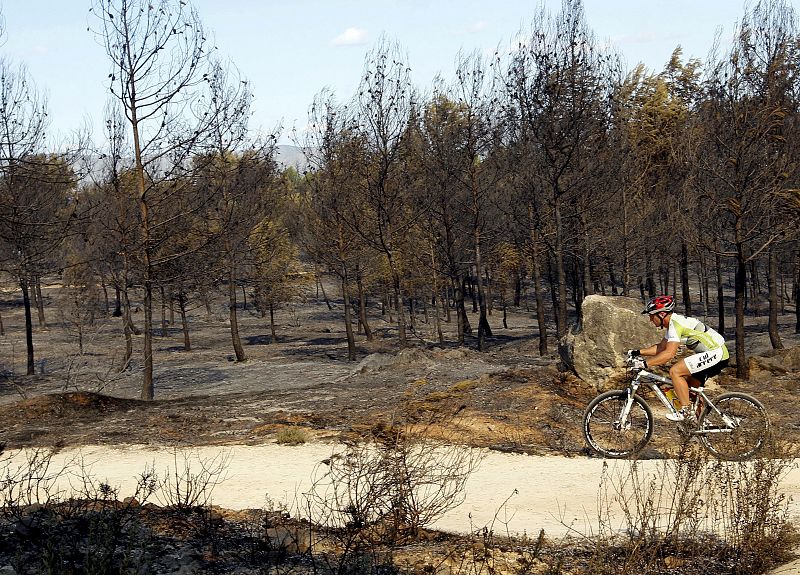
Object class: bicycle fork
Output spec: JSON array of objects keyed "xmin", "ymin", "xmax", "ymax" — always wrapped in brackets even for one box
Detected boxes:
[{"xmin": 615, "ymin": 386, "xmax": 639, "ymax": 430}]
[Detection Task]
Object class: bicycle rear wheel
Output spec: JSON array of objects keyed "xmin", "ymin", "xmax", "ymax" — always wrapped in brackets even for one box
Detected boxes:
[
  {"xmin": 583, "ymin": 390, "xmax": 653, "ymax": 458},
  {"xmin": 698, "ymin": 392, "xmax": 769, "ymax": 460}
]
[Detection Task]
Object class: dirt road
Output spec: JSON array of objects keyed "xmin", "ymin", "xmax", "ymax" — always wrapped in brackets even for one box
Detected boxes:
[{"xmin": 6, "ymin": 442, "xmax": 799, "ymax": 539}]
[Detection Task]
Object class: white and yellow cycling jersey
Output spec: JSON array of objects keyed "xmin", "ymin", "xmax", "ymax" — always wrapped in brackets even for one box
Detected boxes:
[{"xmin": 665, "ymin": 313, "xmax": 730, "ymax": 361}]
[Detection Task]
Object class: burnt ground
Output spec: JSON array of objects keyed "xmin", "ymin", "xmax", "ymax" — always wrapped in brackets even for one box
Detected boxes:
[
  {"xmin": 0, "ymin": 283, "xmax": 799, "ymax": 457},
  {"xmin": 1, "ymin": 285, "xmax": 800, "ymax": 574}
]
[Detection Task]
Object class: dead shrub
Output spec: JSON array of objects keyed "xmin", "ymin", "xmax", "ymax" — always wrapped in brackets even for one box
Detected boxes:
[
  {"xmin": 154, "ymin": 448, "xmax": 231, "ymax": 511},
  {"xmin": 584, "ymin": 451, "xmax": 798, "ymax": 574},
  {"xmin": 0, "ymin": 447, "xmax": 158, "ymax": 573},
  {"xmin": 301, "ymin": 418, "xmax": 483, "ymax": 575}
]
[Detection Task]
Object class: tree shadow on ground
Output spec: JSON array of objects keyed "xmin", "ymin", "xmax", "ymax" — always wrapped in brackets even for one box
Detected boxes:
[{"xmin": 245, "ymin": 335, "xmax": 274, "ymax": 345}]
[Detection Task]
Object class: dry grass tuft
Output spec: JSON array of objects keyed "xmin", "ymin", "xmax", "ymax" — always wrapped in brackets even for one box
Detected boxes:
[{"xmin": 275, "ymin": 426, "xmax": 309, "ymax": 445}]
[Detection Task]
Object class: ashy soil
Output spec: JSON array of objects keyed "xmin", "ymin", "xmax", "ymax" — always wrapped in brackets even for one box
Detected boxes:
[
  {"xmin": 1, "ymin": 283, "xmax": 799, "ymax": 458},
  {"xmin": 2, "ymin": 284, "xmax": 800, "ymax": 575}
]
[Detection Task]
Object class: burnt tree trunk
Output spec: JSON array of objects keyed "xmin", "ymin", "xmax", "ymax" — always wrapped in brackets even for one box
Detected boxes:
[
  {"xmin": 269, "ymin": 301, "xmax": 277, "ymax": 344},
  {"xmin": 573, "ymin": 258, "xmax": 583, "ymax": 325},
  {"xmin": 553, "ymin": 196, "xmax": 567, "ymax": 338},
  {"xmin": 341, "ymin": 272, "xmax": 356, "ymax": 361},
  {"xmin": 160, "ymin": 285, "xmax": 168, "ymax": 337},
  {"xmin": 317, "ymin": 267, "xmax": 333, "ymax": 311},
  {"xmin": 229, "ymin": 270, "xmax": 246, "ymax": 362},
  {"xmin": 35, "ymin": 276, "xmax": 46, "ymax": 329},
  {"xmin": 716, "ymin": 251, "xmax": 725, "ymax": 335},
  {"xmin": 580, "ymin": 215, "xmax": 593, "ymax": 298},
  {"xmin": 113, "ymin": 286, "xmax": 122, "ymax": 317},
  {"xmin": 608, "ymin": 258, "xmax": 619, "ymax": 296},
  {"xmin": 356, "ymin": 269, "xmax": 373, "ymax": 341},
  {"xmin": 547, "ymin": 256, "xmax": 559, "ymax": 332},
  {"xmin": 622, "ymin": 187, "xmax": 630, "ymax": 296},
  {"xmin": 201, "ymin": 290, "xmax": 213, "ymax": 321},
  {"xmin": 680, "ymin": 242, "xmax": 692, "ymax": 316},
  {"xmin": 767, "ymin": 247, "xmax": 783, "ymax": 349},
  {"xmin": 531, "ymin": 240, "xmax": 548, "ymax": 356},
  {"xmin": 20, "ymin": 277, "xmax": 35, "ymax": 375},
  {"xmin": 699, "ymin": 251, "xmax": 710, "ymax": 317},
  {"xmin": 430, "ymin": 243, "xmax": 444, "ymax": 344},
  {"xmin": 454, "ymin": 276, "xmax": 471, "ymax": 345},
  {"xmin": 178, "ymin": 293, "xmax": 191, "ymax": 351},
  {"xmin": 121, "ymin": 286, "xmax": 134, "ymax": 370},
  {"xmin": 645, "ymin": 250, "xmax": 656, "ymax": 298},
  {"xmin": 388, "ymin": 252, "xmax": 408, "ymax": 347},
  {"xmin": 749, "ymin": 260, "xmax": 761, "ymax": 315},
  {"xmin": 102, "ymin": 283, "xmax": 110, "ymax": 316},
  {"xmin": 795, "ymin": 248, "xmax": 800, "ymax": 333},
  {"xmin": 485, "ymin": 268, "xmax": 493, "ymax": 316},
  {"xmin": 474, "ymin": 235, "xmax": 492, "ymax": 352},
  {"xmin": 734, "ymin": 244, "xmax": 749, "ymax": 379}
]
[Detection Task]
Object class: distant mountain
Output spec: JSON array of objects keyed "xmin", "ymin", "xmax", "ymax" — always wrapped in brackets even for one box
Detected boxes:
[{"xmin": 275, "ymin": 145, "xmax": 309, "ymax": 171}]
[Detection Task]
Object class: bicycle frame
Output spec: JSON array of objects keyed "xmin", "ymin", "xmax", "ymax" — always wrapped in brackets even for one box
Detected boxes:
[{"xmin": 619, "ymin": 369, "xmax": 739, "ymax": 435}]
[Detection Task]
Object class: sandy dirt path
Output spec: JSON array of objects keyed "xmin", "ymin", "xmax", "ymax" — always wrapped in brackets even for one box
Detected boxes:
[{"xmin": 6, "ymin": 443, "xmax": 800, "ymax": 540}]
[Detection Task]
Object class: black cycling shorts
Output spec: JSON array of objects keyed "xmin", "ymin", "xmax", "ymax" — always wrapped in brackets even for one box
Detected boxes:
[{"xmin": 693, "ymin": 359, "xmax": 729, "ymax": 384}]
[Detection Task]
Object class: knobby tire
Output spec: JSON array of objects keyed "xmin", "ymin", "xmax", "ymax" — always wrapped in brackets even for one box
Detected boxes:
[
  {"xmin": 697, "ymin": 392, "xmax": 769, "ymax": 460},
  {"xmin": 583, "ymin": 390, "xmax": 653, "ymax": 459}
]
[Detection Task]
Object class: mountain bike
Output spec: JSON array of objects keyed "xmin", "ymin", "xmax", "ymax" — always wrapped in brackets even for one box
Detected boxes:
[{"xmin": 582, "ymin": 365, "xmax": 769, "ymax": 460}]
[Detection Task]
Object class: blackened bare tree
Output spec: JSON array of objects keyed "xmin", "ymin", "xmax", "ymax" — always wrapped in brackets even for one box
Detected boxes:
[
  {"xmin": 86, "ymin": 100, "xmax": 142, "ymax": 369},
  {"xmin": 0, "ymin": 60, "xmax": 75, "ymax": 376},
  {"xmin": 416, "ymin": 94, "xmax": 474, "ymax": 345},
  {"xmin": 200, "ymin": 60, "xmax": 277, "ymax": 362},
  {"xmin": 300, "ymin": 91, "xmax": 366, "ymax": 360},
  {"xmin": 697, "ymin": 0, "xmax": 799, "ymax": 377},
  {"xmin": 420, "ymin": 52, "xmax": 503, "ymax": 350},
  {"xmin": 505, "ymin": 0, "xmax": 619, "ymax": 338},
  {"xmin": 90, "ymin": 0, "xmax": 215, "ymax": 399},
  {"xmin": 351, "ymin": 38, "xmax": 418, "ymax": 346}
]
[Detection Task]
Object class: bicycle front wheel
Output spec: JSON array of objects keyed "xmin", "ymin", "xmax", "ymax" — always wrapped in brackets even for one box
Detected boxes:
[
  {"xmin": 583, "ymin": 390, "xmax": 653, "ymax": 458},
  {"xmin": 698, "ymin": 392, "xmax": 770, "ymax": 460}
]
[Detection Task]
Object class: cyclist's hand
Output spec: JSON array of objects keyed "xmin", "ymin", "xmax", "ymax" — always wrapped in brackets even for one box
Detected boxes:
[{"xmin": 626, "ymin": 356, "xmax": 647, "ymax": 370}]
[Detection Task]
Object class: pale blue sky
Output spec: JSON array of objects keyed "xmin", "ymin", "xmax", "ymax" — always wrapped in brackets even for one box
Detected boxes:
[{"xmin": 0, "ymin": 1, "xmax": 777, "ymax": 145}]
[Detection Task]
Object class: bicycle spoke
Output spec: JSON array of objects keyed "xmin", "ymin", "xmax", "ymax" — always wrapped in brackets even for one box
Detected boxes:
[
  {"xmin": 584, "ymin": 392, "xmax": 652, "ymax": 458},
  {"xmin": 698, "ymin": 393, "xmax": 769, "ymax": 460}
]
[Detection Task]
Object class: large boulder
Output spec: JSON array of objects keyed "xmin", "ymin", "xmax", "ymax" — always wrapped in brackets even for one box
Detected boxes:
[{"xmin": 559, "ymin": 294, "xmax": 662, "ymax": 389}]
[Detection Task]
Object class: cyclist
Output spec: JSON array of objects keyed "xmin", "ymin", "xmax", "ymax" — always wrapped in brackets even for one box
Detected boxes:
[{"xmin": 627, "ymin": 295, "xmax": 730, "ymax": 425}]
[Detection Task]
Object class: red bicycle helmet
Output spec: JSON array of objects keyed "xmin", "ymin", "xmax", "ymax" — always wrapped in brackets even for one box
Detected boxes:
[{"xmin": 642, "ymin": 295, "xmax": 675, "ymax": 315}]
